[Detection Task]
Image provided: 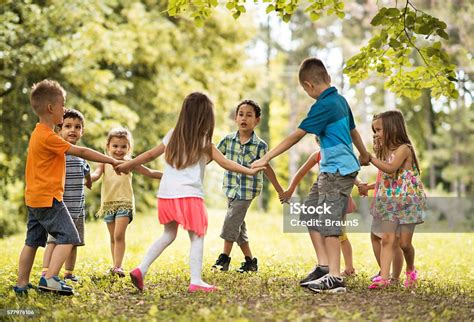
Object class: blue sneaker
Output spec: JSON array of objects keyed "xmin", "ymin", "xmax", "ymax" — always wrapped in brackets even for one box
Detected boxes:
[
  {"xmin": 12, "ymin": 283, "xmax": 34, "ymax": 296},
  {"xmin": 38, "ymin": 276, "xmax": 74, "ymax": 296}
]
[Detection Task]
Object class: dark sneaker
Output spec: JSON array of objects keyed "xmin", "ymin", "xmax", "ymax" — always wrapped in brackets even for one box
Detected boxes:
[
  {"xmin": 64, "ymin": 274, "xmax": 79, "ymax": 282},
  {"xmin": 307, "ymin": 275, "xmax": 346, "ymax": 293},
  {"xmin": 299, "ymin": 265, "xmax": 329, "ymax": 287},
  {"xmin": 212, "ymin": 254, "xmax": 231, "ymax": 271},
  {"xmin": 38, "ymin": 276, "xmax": 74, "ymax": 296},
  {"xmin": 237, "ymin": 256, "xmax": 258, "ymax": 273},
  {"xmin": 12, "ymin": 283, "xmax": 34, "ymax": 296}
]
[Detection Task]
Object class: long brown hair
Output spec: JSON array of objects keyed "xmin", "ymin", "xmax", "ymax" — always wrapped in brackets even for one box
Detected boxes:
[
  {"xmin": 372, "ymin": 110, "xmax": 420, "ymax": 171},
  {"xmin": 165, "ymin": 92, "xmax": 214, "ymax": 169}
]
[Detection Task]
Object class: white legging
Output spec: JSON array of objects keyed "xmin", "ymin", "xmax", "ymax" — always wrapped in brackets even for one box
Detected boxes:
[{"xmin": 138, "ymin": 221, "xmax": 206, "ymax": 285}]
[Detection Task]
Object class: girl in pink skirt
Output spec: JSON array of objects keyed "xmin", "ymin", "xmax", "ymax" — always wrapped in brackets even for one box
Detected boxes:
[{"xmin": 116, "ymin": 92, "xmax": 265, "ymax": 292}]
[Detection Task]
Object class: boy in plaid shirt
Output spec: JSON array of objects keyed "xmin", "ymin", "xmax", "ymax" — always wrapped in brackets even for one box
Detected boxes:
[{"xmin": 212, "ymin": 100, "xmax": 283, "ymax": 272}]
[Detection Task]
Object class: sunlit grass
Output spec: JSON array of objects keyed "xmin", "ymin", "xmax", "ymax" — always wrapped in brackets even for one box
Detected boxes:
[{"xmin": 1, "ymin": 208, "xmax": 472, "ymax": 320}]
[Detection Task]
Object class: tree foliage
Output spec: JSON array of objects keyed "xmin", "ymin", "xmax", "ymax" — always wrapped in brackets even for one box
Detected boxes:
[{"xmin": 167, "ymin": 0, "xmax": 459, "ymax": 99}]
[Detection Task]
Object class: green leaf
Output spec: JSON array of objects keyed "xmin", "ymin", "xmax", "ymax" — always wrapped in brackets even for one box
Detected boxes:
[
  {"xmin": 386, "ymin": 8, "xmax": 400, "ymax": 17},
  {"xmin": 226, "ymin": 2, "xmax": 235, "ymax": 10},
  {"xmin": 436, "ymin": 29, "xmax": 449, "ymax": 40},
  {"xmin": 389, "ymin": 38, "xmax": 401, "ymax": 48},
  {"xmin": 418, "ymin": 24, "xmax": 433, "ymax": 35},
  {"xmin": 310, "ymin": 12, "xmax": 320, "ymax": 21},
  {"xmin": 370, "ymin": 13, "xmax": 385, "ymax": 26},
  {"xmin": 282, "ymin": 14, "xmax": 291, "ymax": 22},
  {"xmin": 266, "ymin": 4, "xmax": 275, "ymax": 14}
]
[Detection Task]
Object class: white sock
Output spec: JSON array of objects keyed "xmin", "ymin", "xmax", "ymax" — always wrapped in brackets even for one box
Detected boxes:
[
  {"xmin": 189, "ymin": 232, "xmax": 211, "ymax": 287},
  {"xmin": 138, "ymin": 222, "xmax": 177, "ymax": 277}
]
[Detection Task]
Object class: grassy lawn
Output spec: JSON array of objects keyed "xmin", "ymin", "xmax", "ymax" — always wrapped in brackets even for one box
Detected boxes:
[{"xmin": 1, "ymin": 208, "xmax": 473, "ymax": 320}]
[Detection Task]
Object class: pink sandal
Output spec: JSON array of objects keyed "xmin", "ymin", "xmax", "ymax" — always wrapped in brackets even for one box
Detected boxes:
[
  {"xmin": 404, "ymin": 269, "xmax": 418, "ymax": 288},
  {"xmin": 188, "ymin": 284, "xmax": 218, "ymax": 293},
  {"xmin": 368, "ymin": 276, "xmax": 391, "ymax": 289}
]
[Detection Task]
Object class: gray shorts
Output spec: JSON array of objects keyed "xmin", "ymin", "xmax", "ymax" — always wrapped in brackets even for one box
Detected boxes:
[
  {"xmin": 47, "ymin": 216, "xmax": 85, "ymax": 246},
  {"xmin": 303, "ymin": 171, "xmax": 357, "ymax": 237},
  {"xmin": 25, "ymin": 199, "xmax": 81, "ymax": 247},
  {"xmin": 220, "ymin": 198, "xmax": 252, "ymax": 246}
]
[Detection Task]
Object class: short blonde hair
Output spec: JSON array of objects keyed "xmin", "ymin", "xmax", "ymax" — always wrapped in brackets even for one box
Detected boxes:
[
  {"xmin": 106, "ymin": 127, "xmax": 134, "ymax": 155},
  {"xmin": 298, "ymin": 57, "xmax": 331, "ymax": 85},
  {"xmin": 30, "ymin": 80, "xmax": 66, "ymax": 116}
]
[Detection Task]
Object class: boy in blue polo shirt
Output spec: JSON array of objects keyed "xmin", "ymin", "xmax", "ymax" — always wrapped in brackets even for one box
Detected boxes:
[{"xmin": 252, "ymin": 57, "xmax": 370, "ymax": 293}]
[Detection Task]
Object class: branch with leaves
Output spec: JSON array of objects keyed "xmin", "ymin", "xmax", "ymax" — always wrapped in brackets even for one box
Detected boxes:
[{"xmin": 167, "ymin": 0, "xmax": 458, "ymax": 99}]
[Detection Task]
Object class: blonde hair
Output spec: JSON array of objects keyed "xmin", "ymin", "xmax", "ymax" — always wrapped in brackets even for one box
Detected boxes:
[
  {"xmin": 165, "ymin": 92, "xmax": 214, "ymax": 169},
  {"xmin": 30, "ymin": 79, "xmax": 66, "ymax": 116},
  {"xmin": 106, "ymin": 127, "xmax": 133, "ymax": 156},
  {"xmin": 372, "ymin": 110, "xmax": 420, "ymax": 171}
]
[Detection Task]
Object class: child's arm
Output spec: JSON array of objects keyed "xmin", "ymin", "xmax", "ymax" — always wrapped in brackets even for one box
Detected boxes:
[
  {"xmin": 350, "ymin": 129, "xmax": 370, "ymax": 166},
  {"xmin": 116, "ymin": 143, "xmax": 166, "ymax": 174},
  {"xmin": 280, "ymin": 151, "xmax": 319, "ymax": 202},
  {"xmin": 90, "ymin": 163, "xmax": 104, "ymax": 182},
  {"xmin": 252, "ymin": 129, "xmax": 306, "ymax": 168},
  {"xmin": 67, "ymin": 145, "xmax": 118, "ymax": 166},
  {"xmin": 263, "ymin": 164, "xmax": 284, "ymax": 195},
  {"xmin": 357, "ymin": 182, "xmax": 375, "ymax": 196},
  {"xmin": 370, "ymin": 145, "xmax": 411, "ymax": 174},
  {"xmin": 133, "ymin": 165, "xmax": 163, "ymax": 179},
  {"xmin": 212, "ymin": 145, "xmax": 266, "ymax": 176},
  {"xmin": 85, "ymin": 173, "xmax": 92, "ymax": 189}
]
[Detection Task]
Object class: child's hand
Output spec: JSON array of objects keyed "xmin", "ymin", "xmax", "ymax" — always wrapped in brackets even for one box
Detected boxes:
[
  {"xmin": 251, "ymin": 158, "xmax": 268, "ymax": 169},
  {"xmin": 248, "ymin": 166, "xmax": 266, "ymax": 175},
  {"xmin": 85, "ymin": 175, "xmax": 92, "ymax": 189},
  {"xmin": 359, "ymin": 153, "xmax": 371, "ymax": 166},
  {"xmin": 357, "ymin": 183, "xmax": 369, "ymax": 196},
  {"xmin": 279, "ymin": 189, "xmax": 293, "ymax": 204},
  {"xmin": 114, "ymin": 160, "xmax": 130, "ymax": 175}
]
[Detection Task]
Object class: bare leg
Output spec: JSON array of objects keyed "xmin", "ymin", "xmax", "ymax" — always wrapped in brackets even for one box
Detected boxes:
[
  {"xmin": 391, "ymin": 237, "xmax": 404, "ymax": 280},
  {"xmin": 399, "ymin": 225, "xmax": 416, "ymax": 272},
  {"xmin": 112, "ymin": 217, "xmax": 130, "ymax": 268},
  {"xmin": 309, "ymin": 230, "xmax": 328, "ymax": 266},
  {"xmin": 379, "ymin": 220, "xmax": 397, "ymax": 280},
  {"xmin": 325, "ymin": 236, "xmax": 341, "ymax": 277},
  {"xmin": 107, "ymin": 222, "xmax": 115, "ymax": 264},
  {"xmin": 45, "ymin": 244, "xmax": 73, "ymax": 279},
  {"xmin": 239, "ymin": 242, "xmax": 252, "ymax": 258},
  {"xmin": 223, "ymin": 240, "xmax": 233, "ymax": 255},
  {"xmin": 370, "ymin": 233, "xmax": 382, "ymax": 268},
  {"xmin": 42, "ymin": 243, "xmax": 55, "ymax": 274},
  {"xmin": 17, "ymin": 245, "xmax": 38, "ymax": 287},
  {"xmin": 340, "ymin": 239, "xmax": 354, "ymax": 273},
  {"xmin": 65, "ymin": 246, "xmax": 77, "ymax": 272}
]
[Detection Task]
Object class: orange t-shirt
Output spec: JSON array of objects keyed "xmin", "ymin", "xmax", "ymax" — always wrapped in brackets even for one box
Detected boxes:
[{"xmin": 25, "ymin": 123, "xmax": 71, "ymax": 207}]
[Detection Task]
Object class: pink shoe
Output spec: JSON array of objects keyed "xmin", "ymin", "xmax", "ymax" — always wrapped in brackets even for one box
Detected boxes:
[
  {"xmin": 188, "ymin": 284, "xmax": 218, "ymax": 293},
  {"xmin": 130, "ymin": 268, "xmax": 144, "ymax": 291},
  {"xmin": 368, "ymin": 276, "xmax": 391, "ymax": 289},
  {"xmin": 404, "ymin": 269, "xmax": 418, "ymax": 288}
]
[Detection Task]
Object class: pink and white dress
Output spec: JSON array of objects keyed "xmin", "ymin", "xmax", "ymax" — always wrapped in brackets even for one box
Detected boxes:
[{"xmin": 157, "ymin": 129, "xmax": 209, "ymax": 237}]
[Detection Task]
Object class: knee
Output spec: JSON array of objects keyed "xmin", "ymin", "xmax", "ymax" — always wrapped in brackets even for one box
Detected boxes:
[
  {"xmin": 381, "ymin": 235, "xmax": 395, "ymax": 247},
  {"xmin": 114, "ymin": 233, "xmax": 125, "ymax": 243},
  {"xmin": 399, "ymin": 241, "xmax": 413, "ymax": 251},
  {"xmin": 164, "ymin": 231, "xmax": 177, "ymax": 245}
]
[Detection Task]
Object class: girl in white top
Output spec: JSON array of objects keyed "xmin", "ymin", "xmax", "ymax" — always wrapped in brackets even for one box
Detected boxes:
[
  {"xmin": 91, "ymin": 128, "xmax": 162, "ymax": 277},
  {"xmin": 116, "ymin": 92, "xmax": 265, "ymax": 292}
]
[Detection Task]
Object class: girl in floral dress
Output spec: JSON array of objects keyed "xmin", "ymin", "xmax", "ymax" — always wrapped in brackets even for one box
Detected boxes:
[{"xmin": 367, "ymin": 110, "xmax": 426, "ymax": 289}]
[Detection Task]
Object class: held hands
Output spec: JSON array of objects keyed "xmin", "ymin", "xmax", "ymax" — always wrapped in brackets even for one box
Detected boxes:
[
  {"xmin": 279, "ymin": 189, "xmax": 294, "ymax": 204},
  {"xmin": 248, "ymin": 166, "xmax": 266, "ymax": 175},
  {"xmin": 357, "ymin": 182, "xmax": 369, "ymax": 196},
  {"xmin": 251, "ymin": 158, "xmax": 268, "ymax": 169},
  {"xmin": 114, "ymin": 160, "xmax": 132, "ymax": 175},
  {"xmin": 359, "ymin": 153, "xmax": 371, "ymax": 166}
]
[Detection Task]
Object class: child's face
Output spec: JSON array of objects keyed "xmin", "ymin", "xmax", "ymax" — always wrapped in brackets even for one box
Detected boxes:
[
  {"xmin": 107, "ymin": 137, "xmax": 130, "ymax": 160},
  {"xmin": 59, "ymin": 117, "xmax": 84, "ymax": 144},
  {"xmin": 235, "ymin": 104, "xmax": 260, "ymax": 132},
  {"xmin": 50, "ymin": 97, "xmax": 65, "ymax": 125},
  {"xmin": 372, "ymin": 118, "xmax": 384, "ymax": 146}
]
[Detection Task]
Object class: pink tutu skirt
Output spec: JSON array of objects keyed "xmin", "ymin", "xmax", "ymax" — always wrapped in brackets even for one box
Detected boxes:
[{"xmin": 157, "ymin": 197, "xmax": 208, "ymax": 237}]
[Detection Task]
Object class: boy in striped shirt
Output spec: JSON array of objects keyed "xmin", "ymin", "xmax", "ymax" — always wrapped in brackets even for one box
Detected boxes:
[{"xmin": 42, "ymin": 109, "xmax": 91, "ymax": 282}]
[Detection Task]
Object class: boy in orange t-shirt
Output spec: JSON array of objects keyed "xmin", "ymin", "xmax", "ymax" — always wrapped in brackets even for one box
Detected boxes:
[{"xmin": 14, "ymin": 80, "xmax": 120, "ymax": 296}]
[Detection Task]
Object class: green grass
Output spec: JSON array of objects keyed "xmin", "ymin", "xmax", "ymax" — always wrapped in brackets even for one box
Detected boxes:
[{"xmin": 1, "ymin": 209, "xmax": 473, "ymax": 321}]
